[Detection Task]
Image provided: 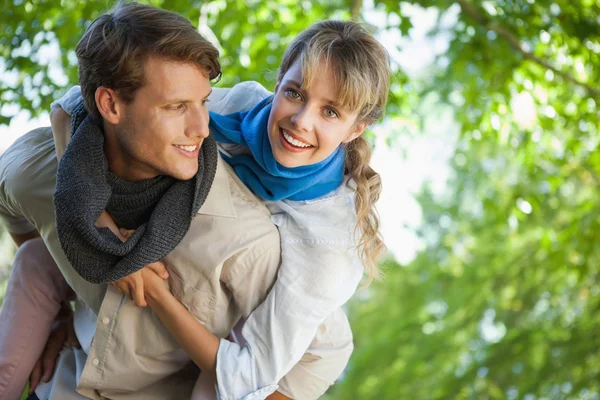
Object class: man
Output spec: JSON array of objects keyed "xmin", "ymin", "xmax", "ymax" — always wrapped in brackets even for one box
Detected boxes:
[{"xmin": 0, "ymin": 2, "xmax": 353, "ymax": 399}]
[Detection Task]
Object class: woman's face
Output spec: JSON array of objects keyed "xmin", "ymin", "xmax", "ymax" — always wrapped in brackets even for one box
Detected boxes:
[{"xmin": 266, "ymin": 60, "xmax": 367, "ymax": 168}]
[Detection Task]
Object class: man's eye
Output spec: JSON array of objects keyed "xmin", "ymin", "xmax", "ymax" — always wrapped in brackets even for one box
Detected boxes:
[{"xmin": 167, "ymin": 104, "xmax": 185, "ymax": 111}]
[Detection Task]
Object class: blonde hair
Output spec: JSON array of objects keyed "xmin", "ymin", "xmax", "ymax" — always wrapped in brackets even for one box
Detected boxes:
[{"xmin": 279, "ymin": 20, "xmax": 390, "ymax": 284}]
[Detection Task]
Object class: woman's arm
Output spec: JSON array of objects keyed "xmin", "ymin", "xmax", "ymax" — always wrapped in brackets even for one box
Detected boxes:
[
  {"xmin": 92, "ymin": 210, "xmax": 169, "ymax": 306},
  {"xmin": 50, "ymin": 85, "xmax": 82, "ymax": 160},
  {"xmin": 142, "ymin": 272, "xmax": 292, "ymax": 399},
  {"xmin": 50, "ymin": 106, "xmax": 72, "ymax": 161},
  {"xmin": 143, "ymin": 274, "xmax": 219, "ymax": 379},
  {"xmin": 141, "ymin": 238, "xmax": 359, "ymax": 400}
]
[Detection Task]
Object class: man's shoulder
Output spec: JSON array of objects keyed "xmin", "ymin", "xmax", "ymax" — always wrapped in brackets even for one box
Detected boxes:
[
  {"xmin": 1, "ymin": 126, "xmax": 54, "ymax": 157},
  {"xmin": 195, "ymin": 155, "xmax": 278, "ymax": 243},
  {"xmin": 218, "ymin": 156, "xmax": 274, "ymax": 227},
  {"xmin": 0, "ymin": 126, "xmax": 56, "ymax": 197},
  {"xmin": 177, "ymin": 156, "xmax": 279, "ymax": 288}
]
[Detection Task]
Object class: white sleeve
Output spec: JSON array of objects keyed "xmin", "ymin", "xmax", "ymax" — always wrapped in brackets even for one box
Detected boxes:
[
  {"xmin": 215, "ymin": 237, "xmax": 362, "ymax": 400},
  {"xmin": 207, "ymin": 81, "xmax": 271, "ymax": 115},
  {"xmin": 277, "ymin": 308, "xmax": 354, "ymax": 399},
  {"xmin": 51, "ymin": 86, "xmax": 83, "ymax": 115}
]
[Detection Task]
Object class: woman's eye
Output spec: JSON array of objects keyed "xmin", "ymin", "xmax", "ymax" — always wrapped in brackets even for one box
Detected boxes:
[
  {"xmin": 324, "ymin": 108, "xmax": 339, "ymax": 118},
  {"xmin": 285, "ymin": 89, "xmax": 302, "ymax": 100}
]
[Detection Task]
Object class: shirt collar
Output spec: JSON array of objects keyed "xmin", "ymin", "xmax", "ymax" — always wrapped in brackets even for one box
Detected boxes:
[{"xmin": 197, "ymin": 156, "xmax": 237, "ymax": 218}]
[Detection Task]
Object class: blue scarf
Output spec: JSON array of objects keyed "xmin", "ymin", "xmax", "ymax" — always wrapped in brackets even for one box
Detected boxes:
[{"xmin": 209, "ymin": 96, "xmax": 345, "ymax": 201}]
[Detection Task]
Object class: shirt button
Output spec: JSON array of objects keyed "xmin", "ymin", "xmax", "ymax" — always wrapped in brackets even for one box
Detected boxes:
[
  {"xmin": 92, "ymin": 358, "xmax": 100, "ymax": 367},
  {"xmin": 102, "ymin": 317, "xmax": 110, "ymax": 325}
]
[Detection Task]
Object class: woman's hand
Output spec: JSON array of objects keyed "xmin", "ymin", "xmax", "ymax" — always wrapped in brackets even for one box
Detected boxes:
[
  {"xmin": 112, "ymin": 262, "xmax": 170, "ymax": 307},
  {"xmin": 95, "ymin": 210, "xmax": 170, "ymax": 307},
  {"xmin": 95, "ymin": 210, "xmax": 125, "ymax": 239},
  {"xmin": 140, "ymin": 262, "xmax": 172, "ymax": 302},
  {"xmin": 49, "ymin": 106, "xmax": 72, "ymax": 161}
]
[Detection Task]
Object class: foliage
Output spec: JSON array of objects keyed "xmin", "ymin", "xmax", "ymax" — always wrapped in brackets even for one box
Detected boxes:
[
  {"xmin": 328, "ymin": 0, "xmax": 600, "ymax": 399},
  {"xmin": 0, "ymin": 0, "xmax": 364, "ymax": 125},
  {"xmin": 1, "ymin": 0, "xmax": 600, "ymax": 399}
]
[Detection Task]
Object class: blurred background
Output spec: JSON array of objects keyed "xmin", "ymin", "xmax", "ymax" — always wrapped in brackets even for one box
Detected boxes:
[{"xmin": 1, "ymin": 0, "xmax": 599, "ymax": 399}]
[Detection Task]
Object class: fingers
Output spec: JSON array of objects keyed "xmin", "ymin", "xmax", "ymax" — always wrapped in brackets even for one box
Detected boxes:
[
  {"xmin": 41, "ymin": 325, "xmax": 67, "ymax": 383},
  {"xmin": 66, "ymin": 317, "xmax": 81, "ymax": 349},
  {"xmin": 133, "ymin": 275, "xmax": 147, "ymax": 308},
  {"xmin": 29, "ymin": 359, "xmax": 43, "ymax": 394},
  {"xmin": 56, "ymin": 301, "xmax": 73, "ymax": 320},
  {"xmin": 42, "ymin": 356, "xmax": 57, "ymax": 383},
  {"xmin": 112, "ymin": 268, "xmax": 167, "ymax": 308},
  {"xmin": 147, "ymin": 261, "xmax": 169, "ymax": 279},
  {"xmin": 119, "ymin": 227, "xmax": 136, "ymax": 241},
  {"xmin": 112, "ymin": 280, "xmax": 129, "ymax": 297},
  {"xmin": 95, "ymin": 211, "xmax": 136, "ymax": 243}
]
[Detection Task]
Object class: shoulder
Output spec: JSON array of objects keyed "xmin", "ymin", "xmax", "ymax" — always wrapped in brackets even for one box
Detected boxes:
[
  {"xmin": 208, "ymin": 81, "xmax": 272, "ymax": 115},
  {"xmin": 271, "ymin": 180, "xmax": 358, "ymax": 245},
  {"xmin": 280, "ymin": 240, "xmax": 363, "ymax": 308},
  {"xmin": 0, "ymin": 127, "xmax": 56, "ymax": 231},
  {"xmin": 198, "ymin": 156, "xmax": 280, "ymax": 261},
  {"xmin": 0, "ymin": 127, "xmax": 55, "ymax": 200}
]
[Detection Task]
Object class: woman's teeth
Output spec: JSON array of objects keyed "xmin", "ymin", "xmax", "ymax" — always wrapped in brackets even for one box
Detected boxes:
[{"xmin": 282, "ymin": 130, "xmax": 311, "ymax": 148}]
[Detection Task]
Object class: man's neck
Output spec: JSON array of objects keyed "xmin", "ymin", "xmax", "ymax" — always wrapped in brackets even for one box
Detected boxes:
[{"xmin": 102, "ymin": 121, "xmax": 159, "ymax": 182}]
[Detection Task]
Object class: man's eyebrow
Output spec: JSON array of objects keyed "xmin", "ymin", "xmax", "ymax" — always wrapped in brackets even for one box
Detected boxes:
[
  {"xmin": 161, "ymin": 89, "xmax": 213, "ymax": 104},
  {"xmin": 282, "ymin": 79, "xmax": 342, "ymax": 108}
]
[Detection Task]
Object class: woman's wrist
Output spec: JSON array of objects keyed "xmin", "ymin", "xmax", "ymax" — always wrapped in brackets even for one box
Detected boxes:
[{"xmin": 144, "ymin": 278, "xmax": 172, "ymax": 305}]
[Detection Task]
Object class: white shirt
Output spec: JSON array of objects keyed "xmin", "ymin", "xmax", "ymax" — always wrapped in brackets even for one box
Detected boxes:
[{"xmin": 217, "ymin": 182, "xmax": 363, "ymax": 400}]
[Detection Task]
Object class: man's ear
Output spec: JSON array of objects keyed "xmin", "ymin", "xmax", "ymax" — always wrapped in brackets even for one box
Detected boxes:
[
  {"xmin": 95, "ymin": 87, "xmax": 123, "ymax": 124},
  {"xmin": 343, "ymin": 121, "xmax": 369, "ymax": 143}
]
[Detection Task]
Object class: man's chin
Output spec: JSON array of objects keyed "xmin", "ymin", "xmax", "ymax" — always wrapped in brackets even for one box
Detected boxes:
[{"xmin": 169, "ymin": 167, "xmax": 199, "ymax": 181}]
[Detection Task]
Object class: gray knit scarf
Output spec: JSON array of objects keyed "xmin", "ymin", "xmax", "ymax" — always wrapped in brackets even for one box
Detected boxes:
[{"xmin": 54, "ymin": 104, "xmax": 218, "ymax": 284}]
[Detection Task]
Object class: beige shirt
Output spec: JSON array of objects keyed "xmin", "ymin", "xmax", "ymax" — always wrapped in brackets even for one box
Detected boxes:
[{"xmin": 0, "ymin": 83, "xmax": 353, "ymax": 400}]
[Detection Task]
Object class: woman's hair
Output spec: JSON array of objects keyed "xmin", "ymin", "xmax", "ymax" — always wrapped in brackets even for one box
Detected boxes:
[
  {"xmin": 279, "ymin": 20, "xmax": 391, "ymax": 284},
  {"xmin": 76, "ymin": 2, "xmax": 221, "ymax": 120}
]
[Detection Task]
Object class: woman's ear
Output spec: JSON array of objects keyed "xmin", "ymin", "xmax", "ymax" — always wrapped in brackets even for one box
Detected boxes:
[
  {"xmin": 343, "ymin": 121, "xmax": 369, "ymax": 144},
  {"xmin": 95, "ymin": 87, "xmax": 123, "ymax": 124}
]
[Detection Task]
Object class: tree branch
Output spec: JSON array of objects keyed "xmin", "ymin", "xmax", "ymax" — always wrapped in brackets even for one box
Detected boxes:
[
  {"xmin": 351, "ymin": 0, "xmax": 361, "ymax": 20},
  {"xmin": 456, "ymin": 0, "xmax": 600, "ymax": 98}
]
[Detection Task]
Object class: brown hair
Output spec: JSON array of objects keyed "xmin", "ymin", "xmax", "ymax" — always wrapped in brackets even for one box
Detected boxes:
[
  {"xmin": 76, "ymin": 1, "xmax": 221, "ymax": 120},
  {"xmin": 279, "ymin": 20, "xmax": 391, "ymax": 284}
]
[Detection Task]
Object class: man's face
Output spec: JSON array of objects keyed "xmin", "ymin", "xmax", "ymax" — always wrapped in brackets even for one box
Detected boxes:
[{"xmin": 111, "ymin": 56, "xmax": 212, "ymax": 181}]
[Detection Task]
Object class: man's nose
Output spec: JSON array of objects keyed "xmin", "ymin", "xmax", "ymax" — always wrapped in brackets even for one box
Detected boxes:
[{"xmin": 186, "ymin": 106, "xmax": 210, "ymax": 139}]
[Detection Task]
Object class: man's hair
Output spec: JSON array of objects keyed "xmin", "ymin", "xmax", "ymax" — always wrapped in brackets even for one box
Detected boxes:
[{"xmin": 76, "ymin": 1, "xmax": 221, "ymax": 120}]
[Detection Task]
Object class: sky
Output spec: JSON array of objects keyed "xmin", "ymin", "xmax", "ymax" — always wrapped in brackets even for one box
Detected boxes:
[{"xmin": 0, "ymin": 3, "xmax": 459, "ymax": 265}]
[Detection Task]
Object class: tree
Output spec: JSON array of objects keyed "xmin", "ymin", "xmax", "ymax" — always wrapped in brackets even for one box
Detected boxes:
[{"xmin": 327, "ymin": 0, "xmax": 600, "ymax": 399}]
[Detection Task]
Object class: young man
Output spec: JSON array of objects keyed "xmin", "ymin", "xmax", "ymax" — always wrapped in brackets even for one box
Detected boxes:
[{"xmin": 0, "ymin": 3, "xmax": 352, "ymax": 399}]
